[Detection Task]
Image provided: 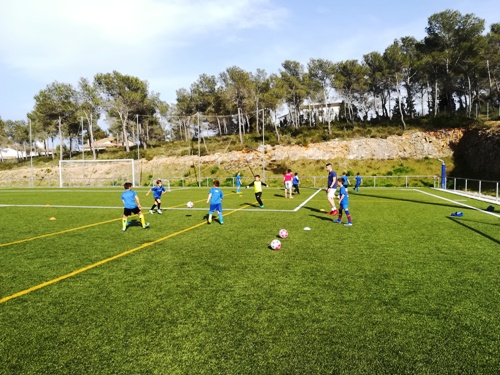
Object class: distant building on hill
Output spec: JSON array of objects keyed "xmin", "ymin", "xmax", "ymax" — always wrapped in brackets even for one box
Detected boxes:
[{"xmin": 82, "ymin": 135, "xmax": 135, "ymax": 151}]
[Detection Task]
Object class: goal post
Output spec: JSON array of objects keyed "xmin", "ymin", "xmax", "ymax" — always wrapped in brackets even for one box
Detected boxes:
[{"xmin": 58, "ymin": 159, "xmax": 136, "ymax": 188}]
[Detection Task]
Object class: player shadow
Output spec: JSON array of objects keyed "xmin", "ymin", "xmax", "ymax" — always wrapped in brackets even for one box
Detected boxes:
[
  {"xmin": 447, "ymin": 217, "xmax": 500, "ymax": 245},
  {"xmin": 128, "ymin": 219, "xmax": 143, "ymax": 227},
  {"xmin": 243, "ymin": 202, "xmax": 260, "ymax": 207},
  {"xmin": 310, "ymin": 214, "xmax": 336, "ymax": 222},
  {"xmin": 303, "ymin": 206, "xmax": 324, "ymax": 213},
  {"xmin": 359, "ymin": 192, "xmax": 471, "ymax": 210}
]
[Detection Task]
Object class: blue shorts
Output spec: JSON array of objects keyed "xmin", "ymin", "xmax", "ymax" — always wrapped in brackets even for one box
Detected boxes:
[{"xmin": 209, "ymin": 203, "xmax": 223, "ymax": 214}]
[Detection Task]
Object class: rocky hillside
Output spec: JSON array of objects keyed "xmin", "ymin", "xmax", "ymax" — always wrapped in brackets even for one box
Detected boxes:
[
  {"xmin": 451, "ymin": 128, "xmax": 500, "ymax": 180},
  {"xmin": 0, "ymin": 129, "xmax": 500, "ymax": 184}
]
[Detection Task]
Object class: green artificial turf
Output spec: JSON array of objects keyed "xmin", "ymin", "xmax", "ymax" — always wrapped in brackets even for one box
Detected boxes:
[{"xmin": 0, "ymin": 187, "xmax": 499, "ymax": 374}]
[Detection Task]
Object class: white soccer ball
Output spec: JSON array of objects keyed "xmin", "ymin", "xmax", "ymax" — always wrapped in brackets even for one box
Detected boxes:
[
  {"xmin": 270, "ymin": 239, "xmax": 282, "ymax": 250},
  {"xmin": 187, "ymin": 201, "xmax": 194, "ymax": 208},
  {"xmin": 279, "ymin": 229, "xmax": 288, "ymax": 238}
]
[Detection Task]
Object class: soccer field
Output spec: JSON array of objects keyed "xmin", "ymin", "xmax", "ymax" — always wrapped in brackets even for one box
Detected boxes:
[{"xmin": 1, "ymin": 186, "xmax": 499, "ymax": 374}]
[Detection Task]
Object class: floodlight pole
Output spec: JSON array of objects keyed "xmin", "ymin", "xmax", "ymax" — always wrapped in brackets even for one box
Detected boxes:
[{"xmin": 260, "ymin": 109, "xmax": 265, "ymax": 180}]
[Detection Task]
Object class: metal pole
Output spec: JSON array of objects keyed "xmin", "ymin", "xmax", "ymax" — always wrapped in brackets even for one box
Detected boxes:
[
  {"xmin": 136, "ymin": 114, "xmax": 140, "ymax": 161},
  {"xmin": 29, "ymin": 119, "xmax": 33, "ymax": 188},
  {"xmin": 81, "ymin": 117, "xmax": 84, "ymax": 161},
  {"xmin": 261, "ymin": 109, "xmax": 265, "ymax": 180},
  {"xmin": 198, "ymin": 112, "xmax": 201, "ymax": 187}
]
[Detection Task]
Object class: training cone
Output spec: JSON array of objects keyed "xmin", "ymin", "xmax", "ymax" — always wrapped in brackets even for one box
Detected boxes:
[{"xmin": 49, "ymin": 217, "xmax": 56, "ymax": 220}]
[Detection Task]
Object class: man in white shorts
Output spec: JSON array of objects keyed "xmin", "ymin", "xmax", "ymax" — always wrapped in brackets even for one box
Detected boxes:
[{"xmin": 325, "ymin": 163, "xmax": 338, "ymax": 216}]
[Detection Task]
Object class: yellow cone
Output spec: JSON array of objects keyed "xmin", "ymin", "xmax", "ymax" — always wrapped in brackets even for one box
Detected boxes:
[{"xmin": 49, "ymin": 217, "xmax": 56, "ymax": 220}]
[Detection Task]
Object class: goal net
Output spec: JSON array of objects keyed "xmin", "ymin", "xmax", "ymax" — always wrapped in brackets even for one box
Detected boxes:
[{"xmin": 58, "ymin": 159, "xmax": 136, "ymax": 187}]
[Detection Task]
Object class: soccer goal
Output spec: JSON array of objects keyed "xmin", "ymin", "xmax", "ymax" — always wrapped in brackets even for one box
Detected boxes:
[{"xmin": 58, "ymin": 159, "xmax": 136, "ymax": 188}]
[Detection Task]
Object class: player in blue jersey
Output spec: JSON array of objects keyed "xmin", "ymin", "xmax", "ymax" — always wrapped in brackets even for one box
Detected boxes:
[
  {"xmin": 325, "ymin": 163, "xmax": 338, "ymax": 216},
  {"xmin": 292, "ymin": 172, "xmax": 300, "ymax": 195},
  {"xmin": 121, "ymin": 182, "xmax": 149, "ymax": 231},
  {"xmin": 235, "ymin": 171, "xmax": 242, "ymax": 193},
  {"xmin": 333, "ymin": 177, "xmax": 352, "ymax": 226},
  {"xmin": 341, "ymin": 171, "xmax": 350, "ymax": 190},
  {"xmin": 146, "ymin": 179, "xmax": 167, "ymax": 214},
  {"xmin": 354, "ymin": 172, "xmax": 363, "ymax": 193},
  {"xmin": 207, "ymin": 180, "xmax": 224, "ymax": 224}
]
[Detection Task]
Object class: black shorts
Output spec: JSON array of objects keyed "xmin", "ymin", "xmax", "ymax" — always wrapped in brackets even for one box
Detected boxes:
[{"xmin": 124, "ymin": 207, "xmax": 140, "ymax": 216}]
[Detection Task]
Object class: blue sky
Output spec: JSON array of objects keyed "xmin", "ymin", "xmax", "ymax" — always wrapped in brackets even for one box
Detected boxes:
[{"xmin": 1, "ymin": 0, "xmax": 499, "ymax": 122}]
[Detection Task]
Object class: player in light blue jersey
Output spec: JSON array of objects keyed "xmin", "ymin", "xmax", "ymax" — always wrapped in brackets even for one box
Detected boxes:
[
  {"xmin": 207, "ymin": 180, "xmax": 224, "ymax": 224},
  {"xmin": 121, "ymin": 182, "xmax": 149, "ymax": 231},
  {"xmin": 236, "ymin": 172, "xmax": 242, "ymax": 193}
]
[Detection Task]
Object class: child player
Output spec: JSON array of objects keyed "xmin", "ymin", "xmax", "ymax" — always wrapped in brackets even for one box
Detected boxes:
[
  {"xmin": 292, "ymin": 172, "xmax": 300, "ymax": 195},
  {"xmin": 121, "ymin": 182, "xmax": 149, "ymax": 231},
  {"xmin": 333, "ymin": 177, "xmax": 352, "ymax": 226},
  {"xmin": 354, "ymin": 172, "xmax": 363, "ymax": 193},
  {"xmin": 146, "ymin": 179, "xmax": 167, "ymax": 214},
  {"xmin": 246, "ymin": 174, "xmax": 268, "ymax": 208},
  {"xmin": 235, "ymin": 171, "xmax": 242, "ymax": 193},
  {"xmin": 284, "ymin": 169, "xmax": 293, "ymax": 198},
  {"xmin": 207, "ymin": 180, "xmax": 224, "ymax": 224}
]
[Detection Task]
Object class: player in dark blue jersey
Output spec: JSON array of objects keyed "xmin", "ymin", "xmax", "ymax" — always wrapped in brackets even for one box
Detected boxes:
[
  {"xmin": 146, "ymin": 179, "xmax": 167, "ymax": 214},
  {"xmin": 354, "ymin": 173, "xmax": 363, "ymax": 193},
  {"xmin": 325, "ymin": 163, "xmax": 338, "ymax": 216},
  {"xmin": 333, "ymin": 177, "xmax": 352, "ymax": 226}
]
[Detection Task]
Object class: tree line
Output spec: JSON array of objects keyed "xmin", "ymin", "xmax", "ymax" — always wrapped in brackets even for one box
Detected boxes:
[{"xmin": 0, "ymin": 9, "xmax": 499, "ymax": 161}]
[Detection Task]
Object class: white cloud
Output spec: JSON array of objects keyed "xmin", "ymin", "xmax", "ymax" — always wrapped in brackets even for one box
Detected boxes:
[{"xmin": 0, "ymin": 0, "xmax": 286, "ymax": 76}]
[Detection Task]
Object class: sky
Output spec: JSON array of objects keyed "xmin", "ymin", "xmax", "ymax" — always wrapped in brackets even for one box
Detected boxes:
[{"xmin": 1, "ymin": 0, "xmax": 500, "ymax": 123}]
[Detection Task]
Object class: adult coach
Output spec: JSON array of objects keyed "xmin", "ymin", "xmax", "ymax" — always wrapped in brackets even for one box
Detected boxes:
[{"xmin": 325, "ymin": 163, "xmax": 338, "ymax": 216}]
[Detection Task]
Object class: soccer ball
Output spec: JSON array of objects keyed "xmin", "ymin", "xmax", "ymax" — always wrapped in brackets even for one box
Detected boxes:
[
  {"xmin": 279, "ymin": 229, "xmax": 288, "ymax": 238},
  {"xmin": 270, "ymin": 239, "xmax": 282, "ymax": 250},
  {"xmin": 187, "ymin": 201, "xmax": 194, "ymax": 208}
]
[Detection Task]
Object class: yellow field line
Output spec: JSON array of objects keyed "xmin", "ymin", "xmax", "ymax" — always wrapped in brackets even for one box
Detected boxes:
[
  {"xmin": 0, "ymin": 204, "xmax": 252, "ymax": 305},
  {"xmin": 0, "ymin": 218, "xmax": 121, "ymax": 248},
  {"xmin": 0, "ymin": 201, "xmax": 200, "ymax": 248}
]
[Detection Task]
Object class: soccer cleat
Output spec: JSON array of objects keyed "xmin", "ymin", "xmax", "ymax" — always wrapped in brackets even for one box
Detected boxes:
[
  {"xmin": 122, "ymin": 228, "xmax": 126, "ymax": 232},
  {"xmin": 157, "ymin": 209, "xmax": 162, "ymax": 214},
  {"xmin": 149, "ymin": 210, "xmax": 154, "ymax": 214},
  {"xmin": 208, "ymin": 218, "xmax": 212, "ymax": 224},
  {"xmin": 331, "ymin": 209, "xmax": 339, "ymax": 216},
  {"xmin": 333, "ymin": 219, "xmax": 341, "ymax": 223},
  {"xmin": 260, "ymin": 205, "xmax": 264, "ymax": 208},
  {"xmin": 220, "ymin": 221, "xmax": 224, "ymax": 225},
  {"xmin": 344, "ymin": 222, "xmax": 353, "ymax": 226},
  {"xmin": 143, "ymin": 223, "xmax": 150, "ymax": 229}
]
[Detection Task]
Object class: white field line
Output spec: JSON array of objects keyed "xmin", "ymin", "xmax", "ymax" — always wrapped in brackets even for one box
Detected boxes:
[
  {"xmin": 293, "ymin": 188, "xmax": 324, "ymax": 212},
  {"xmin": 413, "ymin": 189, "xmax": 500, "ymax": 219},
  {"xmin": 0, "ymin": 204, "xmax": 296, "ymax": 212}
]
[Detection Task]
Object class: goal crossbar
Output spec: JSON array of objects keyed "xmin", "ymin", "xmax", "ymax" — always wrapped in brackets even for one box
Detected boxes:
[{"xmin": 58, "ymin": 159, "xmax": 136, "ymax": 188}]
